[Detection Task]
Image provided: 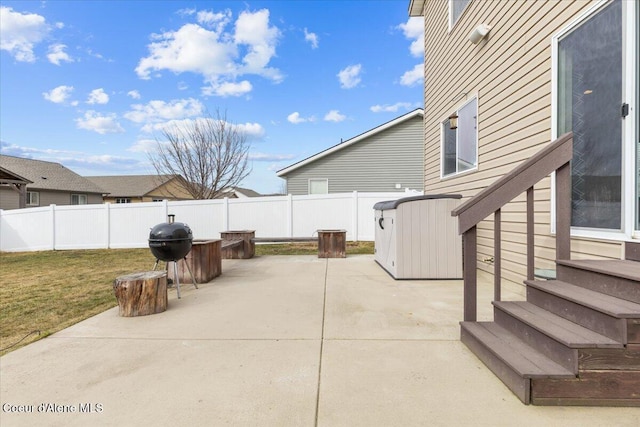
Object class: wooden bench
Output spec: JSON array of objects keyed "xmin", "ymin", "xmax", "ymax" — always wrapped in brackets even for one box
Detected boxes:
[
  {"xmin": 251, "ymin": 237, "xmax": 317, "ymax": 243},
  {"xmin": 220, "ymin": 239, "xmax": 244, "ymax": 259},
  {"xmin": 221, "ymin": 230, "xmax": 347, "ymax": 259}
]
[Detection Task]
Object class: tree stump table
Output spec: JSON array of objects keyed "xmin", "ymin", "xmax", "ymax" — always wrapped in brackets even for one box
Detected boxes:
[
  {"xmin": 113, "ymin": 271, "xmax": 168, "ymax": 317},
  {"xmin": 318, "ymin": 229, "xmax": 347, "ymax": 258}
]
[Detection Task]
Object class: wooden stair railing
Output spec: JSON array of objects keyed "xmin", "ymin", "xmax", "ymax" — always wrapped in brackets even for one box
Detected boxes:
[{"xmin": 451, "ymin": 133, "xmax": 573, "ymax": 321}]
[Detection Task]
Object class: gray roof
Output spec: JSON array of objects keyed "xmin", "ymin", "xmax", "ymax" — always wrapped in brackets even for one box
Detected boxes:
[
  {"xmin": 0, "ymin": 155, "xmax": 105, "ymax": 194},
  {"xmin": 86, "ymin": 175, "xmax": 178, "ymax": 198}
]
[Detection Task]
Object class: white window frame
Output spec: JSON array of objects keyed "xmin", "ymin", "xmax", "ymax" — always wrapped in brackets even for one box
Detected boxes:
[
  {"xmin": 71, "ymin": 194, "xmax": 88, "ymax": 205},
  {"xmin": 308, "ymin": 179, "xmax": 329, "ymax": 195},
  {"xmin": 449, "ymin": 0, "xmax": 472, "ymax": 31},
  {"xmin": 116, "ymin": 198, "xmax": 132, "ymax": 203},
  {"xmin": 26, "ymin": 191, "xmax": 39, "ymax": 206},
  {"xmin": 550, "ymin": 0, "xmax": 637, "ymax": 241},
  {"xmin": 441, "ymin": 96, "xmax": 478, "ymax": 179}
]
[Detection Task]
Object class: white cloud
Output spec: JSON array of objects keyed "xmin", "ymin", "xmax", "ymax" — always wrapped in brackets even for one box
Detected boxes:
[
  {"xmin": 249, "ymin": 152, "xmax": 296, "ymax": 162},
  {"xmin": 398, "ymin": 17, "xmax": 424, "ymax": 58},
  {"xmin": 203, "ymin": 80, "xmax": 252, "ymax": 97},
  {"xmin": 234, "ymin": 9, "xmax": 282, "ymax": 80},
  {"xmin": 127, "ymin": 90, "xmax": 141, "ymax": 99},
  {"xmin": 75, "ymin": 111, "xmax": 125, "ymax": 134},
  {"xmin": 128, "ymin": 138, "xmax": 159, "ymax": 153},
  {"xmin": 370, "ymin": 102, "xmax": 414, "ymax": 113},
  {"xmin": 43, "ymin": 85, "xmax": 74, "ymax": 104},
  {"xmin": 47, "ymin": 43, "xmax": 73, "ymax": 65},
  {"xmin": 399, "ymin": 63, "xmax": 424, "ymax": 87},
  {"xmin": 196, "ymin": 9, "xmax": 231, "ymax": 33},
  {"xmin": 141, "ymin": 117, "xmax": 265, "ymax": 140},
  {"xmin": 287, "ymin": 112, "xmax": 315, "ymax": 124},
  {"xmin": 324, "ymin": 110, "xmax": 345, "ymax": 122},
  {"xmin": 136, "ymin": 9, "xmax": 281, "ymax": 97},
  {"xmin": 304, "ymin": 28, "xmax": 318, "ymax": 49},
  {"xmin": 0, "ymin": 6, "xmax": 50, "ymax": 62},
  {"xmin": 87, "ymin": 88, "xmax": 109, "ymax": 105},
  {"xmin": 236, "ymin": 122, "xmax": 265, "ymax": 139},
  {"xmin": 124, "ymin": 98, "xmax": 204, "ymax": 125},
  {"xmin": 337, "ymin": 64, "xmax": 362, "ymax": 89}
]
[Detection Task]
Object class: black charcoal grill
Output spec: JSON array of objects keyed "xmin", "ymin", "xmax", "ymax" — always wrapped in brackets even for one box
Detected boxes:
[{"xmin": 149, "ymin": 214, "xmax": 198, "ymax": 298}]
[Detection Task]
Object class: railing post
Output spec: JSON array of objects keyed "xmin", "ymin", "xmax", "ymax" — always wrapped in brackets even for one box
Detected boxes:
[
  {"xmin": 494, "ymin": 209, "xmax": 501, "ymax": 302},
  {"xmin": 463, "ymin": 226, "xmax": 477, "ymax": 321},
  {"xmin": 526, "ymin": 187, "xmax": 534, "ymax": 280},
  {"xmin": 556, "ymin": 162, "xmax": 571, "ymax": 260}
]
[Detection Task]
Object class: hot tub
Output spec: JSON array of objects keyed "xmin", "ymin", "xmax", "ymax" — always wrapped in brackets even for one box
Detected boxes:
[{"xmin": 373, "ymin": 194, "xmax": 463, "ymax": 279}]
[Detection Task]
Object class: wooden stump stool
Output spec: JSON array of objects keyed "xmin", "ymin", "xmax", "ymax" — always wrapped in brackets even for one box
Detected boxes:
[{"xmin": 113, "ymin": 271, "xmax": 168, "ymax": 317}]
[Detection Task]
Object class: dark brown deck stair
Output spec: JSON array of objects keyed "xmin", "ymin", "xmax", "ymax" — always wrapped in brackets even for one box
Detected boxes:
[{"xmin": 461, "ymin": 254, "xmax": 640, "ymax": 406}]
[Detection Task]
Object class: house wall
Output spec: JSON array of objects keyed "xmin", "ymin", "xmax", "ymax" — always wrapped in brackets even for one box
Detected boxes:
[
  {"xmin": 0, "ymin": 187, "xmax": 20, "ymax": 210},
  {"xmin": 0, "ymin": 187, "xmax": 102, "ymax": 210},
  {"xmin": 146, "ymin": 179, "xmax": 194, "ymax": 201},
  {"xmin": 420, "ymin": 0, "xmax": 623, "ymax": 287},
  {"xmin": 284, "ymin": 115, "xmax": 424, "ymax": 195}
]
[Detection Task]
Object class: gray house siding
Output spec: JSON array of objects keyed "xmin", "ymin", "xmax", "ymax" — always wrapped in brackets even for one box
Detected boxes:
[
  {"xmin": 0, "ymin": 187, "xmax": 103, "ymax": 210},
  {"xmin": 284, "ymin": 115, "xmax": 424, "ymax": 195}
]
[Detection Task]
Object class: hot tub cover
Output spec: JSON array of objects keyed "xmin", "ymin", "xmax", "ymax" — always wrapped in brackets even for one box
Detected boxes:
[{"xmin": 373, "ymin": 194, "xmax": 462, "ymax": 211}]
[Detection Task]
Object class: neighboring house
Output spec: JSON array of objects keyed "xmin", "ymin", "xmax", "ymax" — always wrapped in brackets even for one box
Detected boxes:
[
  {"xmin": 277, "ymin": 109, "xmax": 424, "ymax": 195},
  {"xmin": 410, "ymin": 0, "xmax": 638, "ymax": 283},
  {"xmin": 218, "ymin": 187, "xmax": 262, "ymax": 198},
  {"xmin": 0, "ymin": 166, "xmax": 32, "ymax": 209},
  {"xmin": 409, "ymin": 0, "xmax": 639, "ymax": 406},
  {"xmin": 0, "ymin": 155, "xmax": 105, "ymax": 210},
  {"xmin": 86, "ymin": 175, "xmax": 193, "ymax": 203}
]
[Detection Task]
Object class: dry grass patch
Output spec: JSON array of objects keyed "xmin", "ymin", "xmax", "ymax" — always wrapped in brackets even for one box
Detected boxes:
[
  {"xmin": 0, "ymin": 249, "xmax": 154, "ymax": 355},
  {"xmin": 255, "ymin": 241, "xmax": 374, "ymax": 256}
]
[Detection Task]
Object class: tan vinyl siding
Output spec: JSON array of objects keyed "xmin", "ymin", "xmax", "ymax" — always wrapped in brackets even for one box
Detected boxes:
[
  {"xmin": 285, "ymin": 116, "xmax": 424, "ymax": 195},
  {"xmin": 0, "ymin": 188, "xmax": 103, "ymax": 209},
  {"xmin": 422, "ymin": 0, "xmax": 623, "ymax": 287},
  {"xmin": 0, "ymin": 187, "xmax": 20, "ymax": 210}
]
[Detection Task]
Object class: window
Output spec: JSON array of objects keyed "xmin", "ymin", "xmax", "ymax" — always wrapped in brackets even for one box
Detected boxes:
[
  {"xmin": 152, "ymin": 199, "xmax": 164, "ymax": 202},
  {"xmin": 309, "ymin": 179, "xmax": 328, "ymax": 195},
  {"xmin": 442, "ymin": 97, "xmax": 478, "ymax": 178},
  {"xmin": 116, "ymin": 198, "xmax": 132, "ymax": 203},
  {"xmin": 450, "ymin": 0, "xmax": 471, "ymax": 28},
  {"xmin": 71, "ymin": 194, "xmax": 88, "ymax": 205},
  {"xmin": 26, "ymin": 191, "xmax": 39, "ymax": 206}
]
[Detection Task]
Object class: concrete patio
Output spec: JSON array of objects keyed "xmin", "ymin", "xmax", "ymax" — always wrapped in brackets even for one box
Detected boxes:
[{"xmin": 1, "ymin": 255, "xmax": 638, "ymax": 426}]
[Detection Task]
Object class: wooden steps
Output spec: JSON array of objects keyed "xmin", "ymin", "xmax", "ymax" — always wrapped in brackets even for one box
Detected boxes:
[{"xmin": 460, "ymin": 247, "xmax": 640, "ymax": 406}]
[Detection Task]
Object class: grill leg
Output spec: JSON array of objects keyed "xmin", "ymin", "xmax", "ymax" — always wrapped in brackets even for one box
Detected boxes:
[
  {"xmin": 183, "ymin": 257, "xmax": 198, "ymax": 289},
  {"xmin": 152, "ymin": 259, "xmax": 159, "ymax": 271},
  {"xmin": 173, "ymin": 261, "xmax": 181, "ymax": 299}
]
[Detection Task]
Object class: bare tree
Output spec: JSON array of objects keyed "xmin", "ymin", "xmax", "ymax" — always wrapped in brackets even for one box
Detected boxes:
[{"xmin": 149, "ymin": 111, "xmax": 251, "ymax": 199}]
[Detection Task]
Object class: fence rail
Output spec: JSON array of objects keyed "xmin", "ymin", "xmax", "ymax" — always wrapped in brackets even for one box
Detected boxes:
[{"xmin": 0, "ymin": 191, "xmax": 420, "ymax": 252}]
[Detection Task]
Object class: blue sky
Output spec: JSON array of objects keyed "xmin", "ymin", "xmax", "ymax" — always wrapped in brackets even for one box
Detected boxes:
[{"xmin": 0, "ymin": 1, "xmax": 424, "ymax": 194}]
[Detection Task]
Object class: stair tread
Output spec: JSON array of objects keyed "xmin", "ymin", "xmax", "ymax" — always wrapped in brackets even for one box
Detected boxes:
[
  {"xmin": 461, "ymin": 322, "xmax": 575, "ymax": 379},
  {"xmin": 556, "ymin": 259, "xmax": 640, "ymax": 282},
  {"xmin": 494, "ymin": 301, "xmax": 623, "ymax": 348},
  {"xmin": 525, "ymin": 279, "xmax": 640, "ymax": 318}
]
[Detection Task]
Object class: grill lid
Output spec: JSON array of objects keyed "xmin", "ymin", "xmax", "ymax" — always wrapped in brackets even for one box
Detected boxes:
[{"xmin": 149, "ymin": 222, "xmax": 193, "ymax": 242}]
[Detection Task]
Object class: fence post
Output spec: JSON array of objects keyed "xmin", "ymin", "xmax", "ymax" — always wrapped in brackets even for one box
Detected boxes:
[
  {"xmin": 163, "ymin": 199, "xmax": 169, "ymax": 220},
  {"xmin": 352, "ymin": 191, "xmax": 359, "ymax": 242},
  {"xmin": 105, "ymin": 203, "xmax": 111, "ymax": 249},
  {"xmin": 50, "ymin": 204, "xmax": 56, "ymax": 250},
  {"xmin": 287, "ymin": 194, "xmax": 293, "ymax": 238},
  {"xmin": 223, "ymin": 197, "xmax": 229, "ymax": 231}
]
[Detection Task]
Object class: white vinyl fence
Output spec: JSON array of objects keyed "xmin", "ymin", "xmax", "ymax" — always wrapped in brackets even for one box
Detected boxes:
[{"xmin": 0, "ymin": 191, "xmax": 421, "ymax": 252}]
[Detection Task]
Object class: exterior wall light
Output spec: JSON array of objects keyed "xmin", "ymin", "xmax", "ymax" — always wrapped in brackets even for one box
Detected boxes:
[
  {"xmin": 449, "ymin": 113, "xmax": 459, "ymax": 130},
  {"xmin": 469, "ymin": 24, "xmax": 491, "ymax": 44}
]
